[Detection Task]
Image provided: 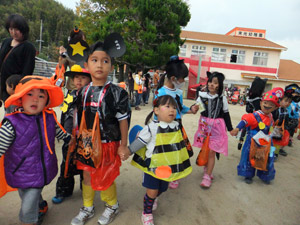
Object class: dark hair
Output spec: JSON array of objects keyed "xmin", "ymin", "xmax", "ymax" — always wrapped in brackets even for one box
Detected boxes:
[
  {"xmin": 6, "ymin": 74, "xmax": 22, "ymax": 90},
  {"xmin": 206, "ymin": 71, "xmax": 225, "ymax": 96},
  {"xmin": 248, "ymin": 76, "xmax": 267, "ymax": 99},
  {"xmin": 157, "ymin": 56, "xmax": 188, "ymax": 90},
  {"xmin": 69, "ymin": 26, "xmax": 85, "ymax": 42},
  {"xmin": 86, "ymin": 41, "xmax": 115, "ymax": 64},
  {"xmin": 145, "ymin": 95, "xmax": 178, "ymax": 124},
  {"xmin": 5, "ymin": 14, "xmax": 29, "ymax": 41}
]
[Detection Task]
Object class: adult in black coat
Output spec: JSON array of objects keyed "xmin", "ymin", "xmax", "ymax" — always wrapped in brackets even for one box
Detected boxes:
[{"xmin": 0, "ymin": 14, "xmax": 36, "ymax": 101}]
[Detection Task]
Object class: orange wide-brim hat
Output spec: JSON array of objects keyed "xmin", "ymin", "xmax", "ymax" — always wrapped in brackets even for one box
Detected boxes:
[{"xmin": 5, "ymin": 75, "xmax": 64, "ymax": 109}]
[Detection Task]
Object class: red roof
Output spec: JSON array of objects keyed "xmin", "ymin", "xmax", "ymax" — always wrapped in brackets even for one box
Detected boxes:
[{"xmin": 181, "ymin": 30, "xmax": 286, "ymax": 50}]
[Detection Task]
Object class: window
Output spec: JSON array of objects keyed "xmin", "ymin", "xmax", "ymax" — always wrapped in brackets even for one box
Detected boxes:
[
  {"xmin": 254, "ymin": 33, "xmax": 258, "ymax": 37},
  {"xmin": 230, "ymin": 50, "xmax": 245, "ymax": 64},
  {"xmin": 243, "ymin": 32, "xmax": 247, "ymax": 36},
  {"xmin": 249, "ymin": 32, "xmax": 252, "ymax": 36},
  {"xmin": 253, "ymin": 52, "xmax": 268, "ymax": 66},
  {"xmin": 179, "ymin": 44, "xmax": 187, "ymax": 57},
  {"xmin": 191, "ymin": 45, "xmax": 206, "ymax": 56},
  {"xmin": 259, "ymin": 33, "xmax": 263, "ymax": 38},
  {"xmin": 212, "ymin": 47, "xmax": 226, "ymax": 62},
  {"xmin": 238, "ymin": 31, "xmax": 242, "ymax": 35}
]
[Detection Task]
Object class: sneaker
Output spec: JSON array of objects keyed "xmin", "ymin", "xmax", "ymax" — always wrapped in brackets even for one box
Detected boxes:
[
  {"xmin": 98, "ymin": 203, "xmax": 119, "ymax": 225},
  {"xmin": 37, "ymin": 200, "xmax": 48, "ymax": 225},
  {"xmin": 152, "ymin": 198, "xmax": 158, "ymax": 211},
  {"xmin": 71, "ymin": 207, "xmax": 95, "ymax": 225},
  {"xmin": 52, "ymin": 196, "xmax": 64, "ymax": 204},
  {"xmin": 279, "ymin": 149, "xmax": 288, "ymax": 156},
  {"xmin": 244, "ymin": 177, "xmax": 253, "ymax": 184},
  {"xmin": 288, "ymin": 140, "xmax": 292, "ymax": 147},
  {"xmin": 169, "ymin": 180, "xmax": 179, "ymax": 189},
  {"xmin": 203, "ymin": 167, "xmax": 214, "ymax": 180},
  {"xmin": 135, "ymin": 106, "xmax": 141, "ymax": 111},
  {"xmin": 200, "ymin": 174, "xmax": 212, "ymax": 188},
  {"xmin": 141, "ymin": 213, "xmax": 154, "ymax": 225},
  {"xmin": 297, "ymin": 135, "xmax": 300, "ymax": 140}
]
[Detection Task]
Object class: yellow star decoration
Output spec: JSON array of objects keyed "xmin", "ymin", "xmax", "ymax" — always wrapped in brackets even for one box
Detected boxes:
[
  {"xmin": 60, "ymin": 94, "xmax": 74, "ymax": 113},
  {"xmin": 70, "ymin": 42, "xmax": 86, "ymax": 56}
]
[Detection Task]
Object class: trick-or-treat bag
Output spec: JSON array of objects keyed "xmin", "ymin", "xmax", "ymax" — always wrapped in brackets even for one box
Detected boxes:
[
  {"xmin": 196, "ymin": 134, "xmax": 210, "ymax": 166},
  {"xmin": 77, "ymin": 111, "xmax": 102, "ymax": 169},
  {"xmin": 249, "ymin": 131, "xmax": 271, "ymax": 171}
]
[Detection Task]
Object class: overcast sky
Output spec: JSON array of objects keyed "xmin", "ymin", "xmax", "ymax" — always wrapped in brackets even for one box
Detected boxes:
[{"xmin": 57, "ymin": 0, "xmax": 300, "ymax": 63}]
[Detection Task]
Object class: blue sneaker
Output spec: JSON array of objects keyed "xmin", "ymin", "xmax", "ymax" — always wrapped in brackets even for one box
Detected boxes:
[{"xmin": 52, "ymin": 196, "xmax": 64, "ymax": 204}]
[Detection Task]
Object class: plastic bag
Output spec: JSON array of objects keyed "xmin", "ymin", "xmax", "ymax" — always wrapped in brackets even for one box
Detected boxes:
[
  {"xmin": 77, "ymin": 111, "xmax": 102, "ymax": 168},
  {"xmin": 196, "ymin": 134, "xmax": 210, "ymax": 166},
  {"xmin": 249, "ymin": 138, "xmax": 270, "ymax": 171},
  {"xmin": 273, "ymin": 129, "xmax": 290, "ymax": 146}
]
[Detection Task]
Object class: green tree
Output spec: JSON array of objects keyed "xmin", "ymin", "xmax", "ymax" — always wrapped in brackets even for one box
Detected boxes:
[{"xmin": 78, "ymin": 0, "xmax": 190, "ymax": 70}]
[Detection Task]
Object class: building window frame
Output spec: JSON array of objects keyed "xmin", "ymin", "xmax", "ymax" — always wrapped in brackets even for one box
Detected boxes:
[
  {"xmin": 212, "ymin": 47, "xmax": 227, "ymax": 62},
  {"xmin": 179, "ymin": 44, "xmax": 187, "ymax": 57},
  {"xmin": 230, "ymin": 49, "xmax": 245, "ymax": 64},
  {"xmin": 191, "ymin": 45, "xmax": 206, "ymax": 56},
  {"xmin": 253, "ymin": 51, "xmax": 268, "ymax": 66}
]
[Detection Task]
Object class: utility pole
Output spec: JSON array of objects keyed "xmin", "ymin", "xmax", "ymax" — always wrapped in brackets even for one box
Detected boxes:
[{"xmin": 36, "ymin": 20, "xmax": 44, "ymax": 54}]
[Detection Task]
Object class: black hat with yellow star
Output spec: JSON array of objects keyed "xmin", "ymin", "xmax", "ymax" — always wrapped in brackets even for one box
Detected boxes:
[{"xmin": 67, "ymin": 38, "xmax": 89, "ymax": 67}]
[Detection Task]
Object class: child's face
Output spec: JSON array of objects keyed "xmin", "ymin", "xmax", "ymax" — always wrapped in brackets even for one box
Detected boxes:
[
  {"xmin": 6, "ymin": 83, "xmax": 14, "ymax": 96},
  {"xmin": 84, "ymin": 51, "xmax": 113, "ymax": 85},
  {"xmin": 154, "ymin": 103, "xmax": 177, "ymax": 123},
  {"xmin": 260, "ymin": 100, "xmax": 277, "ymax": 114},
  {"xmin": 208, "ymin": 77, "xmax": 219, "ymax": 95},
  {"xmin": 280, "ymin": 97, "xmax": 292, "ymax": 108},
  {"xmin": 21, "ymin": 89, "xmax": 48, "ymax": 115},
  {"xmin": 73, "ymin": 74, "xmax": 90, "ymax": 90}
]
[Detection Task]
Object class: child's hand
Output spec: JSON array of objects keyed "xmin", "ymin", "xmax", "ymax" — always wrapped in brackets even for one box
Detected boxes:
[
  {"xmin": 191, "ymin": 104, "xmax": 199, "ymax": 114},
  {"xmin": 230, "ymin": 128, "xmax": 239, "ymax": 136},
  {"xmin": 118, "ymin": 145, "xmax": 131, "ymax": 161}
]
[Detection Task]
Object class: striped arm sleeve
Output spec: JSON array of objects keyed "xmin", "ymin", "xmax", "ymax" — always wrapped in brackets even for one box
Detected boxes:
[
  {"xmin": 55, "ymin": 124, "xmax": 70, "ymax": 141},
  {"xmin": 0, "ymin": 120, "xmax": 15, "ymax": 157}
]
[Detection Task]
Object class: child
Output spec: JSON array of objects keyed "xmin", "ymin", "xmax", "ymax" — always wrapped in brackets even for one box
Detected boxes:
[
  {"xmin": 71, "ymin": 33, "xmax": 129, "ymax": 225},
  {"xmin": 52, "ymin": 64, "xmax": 91, "ymax": 204},
  {"xmin": 238, "ymin": 77, "xmax": 267, "ymax": 150},
  {"xmin": 285, "ymin": 84, "xmax": 300, "ymax": 147},
  {"xmin": 4, "ymin": 74, "xmax": 22, "ymax": 113},
  {"xmin": 232, "ymin": 88, "xmax": 280, "ymax": 184},
  {"xmin": 193, "ymin": 71, "xmax": 234, "ymax": 188},
  {"xmin": 155, "ymin": 55, "xmax": 198, "ymax": 189},
  {"xmin": 122, "ymin": 95, "xmax": 192, "ymax": 225},
  {"xmin": 271, "ymin": 89, "xmax": 292, "ymax": 159},
  {"xmin": 0, "ymin": 75, "xmax": 70, "ymax": 225}
]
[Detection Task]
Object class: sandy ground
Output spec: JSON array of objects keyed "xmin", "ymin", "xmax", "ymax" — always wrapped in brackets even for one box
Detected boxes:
[{"xmin": 0, "ymin": 98, "xmax": 300, "ymax": 225}]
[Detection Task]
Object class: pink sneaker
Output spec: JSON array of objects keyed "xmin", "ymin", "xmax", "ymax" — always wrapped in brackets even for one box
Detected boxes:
[
  {"xmin": 152, "ymin": 198, "xmax": 158, "ymax": 211},
  {"xmin": 169, "ymin": 180, "xmax": 180, "ymax": 189},
  {"xmin": 203, "ymin": 167, "xmax": 214, "ymax": 180},
  {"xmin": 142, "ymin": 213, "xmax": 154, "ymax": 225},
  {"xmin": 200, "ymin": 174, "xmax": 212, "ymax": 188}
]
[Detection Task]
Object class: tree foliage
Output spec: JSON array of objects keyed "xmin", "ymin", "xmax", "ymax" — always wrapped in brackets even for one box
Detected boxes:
[
  {"xmin": 78, "ymin": 0, "xmax": 191, "ymax": 70},
  {"xmin": 0, "ymin": 0, "xmax": 78, "ymax": 61}
]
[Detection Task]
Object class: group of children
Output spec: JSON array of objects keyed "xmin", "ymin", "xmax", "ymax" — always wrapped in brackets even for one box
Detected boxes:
[{"xmin": 0, "ymin": 31, "xmax": 300, "ymax": 225}]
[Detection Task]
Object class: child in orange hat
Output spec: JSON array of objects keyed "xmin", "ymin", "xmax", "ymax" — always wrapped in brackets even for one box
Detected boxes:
[
  {"xmin": 0, "ymin": 75, "xmax": 71, "ymax": 225},
  {"xmin": 232, "ymin": 88, "xmax": 280, "ymax": 184}
]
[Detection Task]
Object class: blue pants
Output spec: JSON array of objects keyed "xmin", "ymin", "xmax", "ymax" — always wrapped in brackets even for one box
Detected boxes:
[{"xmin": 135, "ymin": 91, "xmax": 142, "ymax": 107}]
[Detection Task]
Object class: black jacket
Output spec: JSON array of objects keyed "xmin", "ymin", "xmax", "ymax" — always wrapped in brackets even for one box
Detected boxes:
[{"xmin": 0, "ymin": 38, "xmax": 36, "ymax": 100}]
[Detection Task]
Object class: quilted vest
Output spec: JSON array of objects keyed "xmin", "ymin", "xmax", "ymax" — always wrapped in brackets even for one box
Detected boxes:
[{"xmin": 4, "ymin": 112, "xmax": 57, "ymax": 189}]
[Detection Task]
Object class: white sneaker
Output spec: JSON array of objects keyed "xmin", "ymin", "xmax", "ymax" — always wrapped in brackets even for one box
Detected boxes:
[
  {"xmin": 98, "ymin": 203, "xmax": 119, "ymax": 225},
  {"xmin": 71, "ymin": 207, "xmax": 94, "ymax": 225}
]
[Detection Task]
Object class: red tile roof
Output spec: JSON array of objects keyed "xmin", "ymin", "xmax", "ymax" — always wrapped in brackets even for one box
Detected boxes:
[
  {"xmin": 181, "ymin": 30, "xmax": 286, "ymax": 50},
  {"xmin": 242, "ymin": 60, "xmax": 300, "ymax": 82}
]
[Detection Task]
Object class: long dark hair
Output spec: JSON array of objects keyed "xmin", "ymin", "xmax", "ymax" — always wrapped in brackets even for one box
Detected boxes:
[
  {"xmin": 157, "ymin": 56, "xmax": 188, "ymax": 90},
  {"xmin": 206, "ymin": 71, "xmax": 225, "ymax": 96},
  {"xmin": 145, "ymin": 95, "xmax": 178, "ymax": 125},
  {"xmin": 248, "ymin": 76, "xmax": 267, "ymax": 99},
  {"xmin": 5, "ymin": 14, "xmax": 29, "ymax": 41}
]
